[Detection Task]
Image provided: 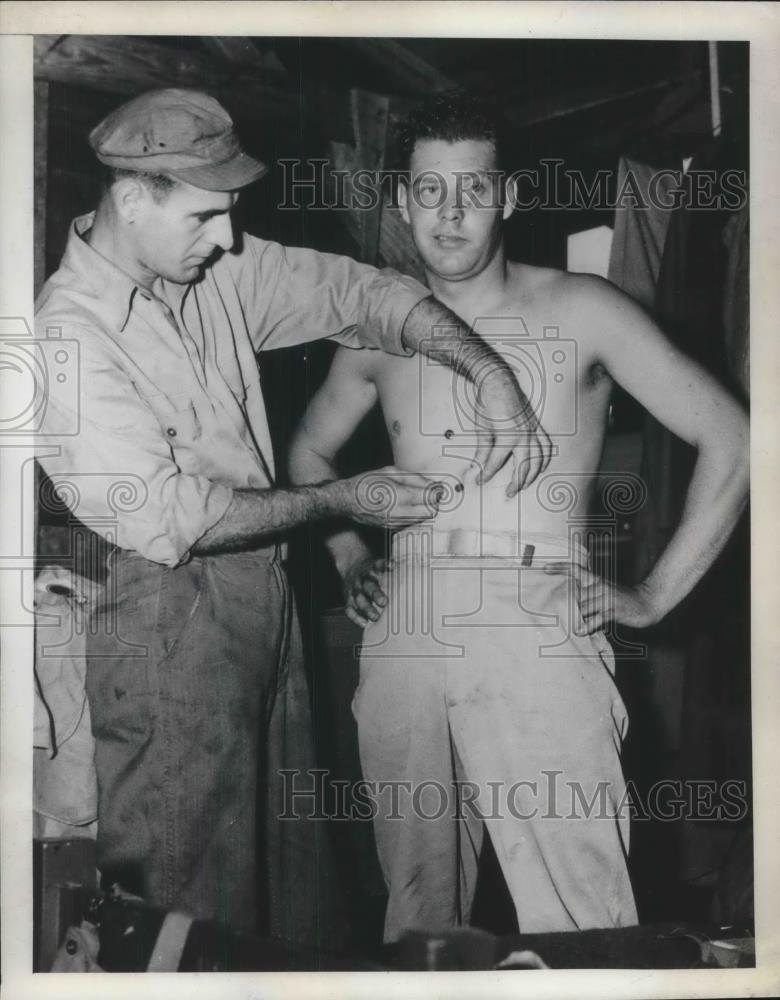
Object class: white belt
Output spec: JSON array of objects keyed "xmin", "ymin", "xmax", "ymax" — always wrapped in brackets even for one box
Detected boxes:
[{"xmin": 391, "ymin": 528, "xmax": 589, "ymax": 566}]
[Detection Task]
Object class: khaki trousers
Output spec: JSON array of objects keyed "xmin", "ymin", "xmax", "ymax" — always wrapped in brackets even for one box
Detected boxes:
[{"xmin": 354, "ymin": 529, "xmax": 638, "ymax": 942}]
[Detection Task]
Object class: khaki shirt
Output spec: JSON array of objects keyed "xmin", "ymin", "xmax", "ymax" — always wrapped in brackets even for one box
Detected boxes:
[{"xmin": 36, "ymin": 214, "xmax": 428, "ymax": 565}]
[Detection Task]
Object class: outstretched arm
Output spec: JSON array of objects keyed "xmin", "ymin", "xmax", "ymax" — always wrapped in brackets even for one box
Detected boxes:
[
  {"xmin": 401, "ymin": 296, "xmax": 553, "ymax": 493},
  {"xmin": 288, "ymin": 348, "xmax": 403, "ymax": 626},
  {"xmin": 241, "ymin": 237, "xmax": 551, "ymax": 492},
  {"xmin": 197, "ymin": 348, "xmax": 443, "ymax": 556},
  {"xmin": 549, "ymin": 276, "xmax": 749, "ymax": 633},
  {"xmin": 192, "ymin": 472, "xmax": 437, "ymax": 558}
]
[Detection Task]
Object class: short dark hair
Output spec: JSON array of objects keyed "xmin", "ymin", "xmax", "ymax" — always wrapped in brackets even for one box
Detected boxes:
[
  {"xmin": 395, "ymin": 91, "xmax": 509, "ymax": 173},
  {"xmin": 100, "ymin": 165, "xmax": 179, "ymax": 202}
]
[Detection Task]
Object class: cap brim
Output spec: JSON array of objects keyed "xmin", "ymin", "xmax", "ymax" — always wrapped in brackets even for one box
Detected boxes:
[{"xmin": 169, "ymin": 150, "xmax": 268, "ymax": 191}]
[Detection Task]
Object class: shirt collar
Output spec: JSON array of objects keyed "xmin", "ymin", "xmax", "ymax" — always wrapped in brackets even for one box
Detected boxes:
[{"xmin": 62, "ymin": 213, "xmax": 186, "ymax": 332}]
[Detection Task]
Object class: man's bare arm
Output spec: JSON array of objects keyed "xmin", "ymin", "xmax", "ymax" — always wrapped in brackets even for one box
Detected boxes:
[
  {"xmin": 401, "ymin": 295, "xmax": 552, "ymax": 493},
  {"xmin": 288, "ymin": 348, "xmax": 397, "ymax": 625},
  {"xmin": 193, "ymin": 466, "xmax": 441, "ymax": 558},
  {"xmin": 550, "ymin": 276, "xmax": 749, "ymax": 632}
]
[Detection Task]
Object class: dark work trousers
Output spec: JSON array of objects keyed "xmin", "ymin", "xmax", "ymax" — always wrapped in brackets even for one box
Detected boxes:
[{"xmin": 86, "ymin": 545, "xmax": 342, "ymax": 945}]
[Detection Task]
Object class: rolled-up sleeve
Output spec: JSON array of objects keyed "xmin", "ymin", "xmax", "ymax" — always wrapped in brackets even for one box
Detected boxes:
[
  {"xmin": 36, "ymin": 326, "xmax": 233, "ymax": 567},
  {"xmin": 234, "ymin": 236, "xmax": 430, "ymax": 355}
]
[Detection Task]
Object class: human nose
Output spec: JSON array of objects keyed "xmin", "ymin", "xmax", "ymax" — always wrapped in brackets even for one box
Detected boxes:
[
  {"xmin": 209, "ymin": 213, "xmax": 234, "ymax": 252},
  {"xmin": 438, "ymin": 180, "xmax": 464, "ymax": 222}
]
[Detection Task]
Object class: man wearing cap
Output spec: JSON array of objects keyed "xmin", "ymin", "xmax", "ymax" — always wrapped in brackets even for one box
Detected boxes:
[{"xmin": 35, "ymin": 89, "xmax": 551, "ymax": 943}]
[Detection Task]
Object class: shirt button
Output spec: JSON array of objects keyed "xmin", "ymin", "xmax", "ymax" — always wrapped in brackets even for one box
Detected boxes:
[
  {"xmin": 167, "ymin": 427, "xmax": 177, "ymax": 438},
  {"xmin": 444, "ymin": 428, "xmax": 455, "ymax": 440}
]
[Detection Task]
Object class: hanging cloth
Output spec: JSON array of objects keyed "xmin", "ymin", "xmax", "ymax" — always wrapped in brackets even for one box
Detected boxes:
[
  {"xmin": 607, "ymin": 157, "xmax": 678, "ymax": 311},
  {"xmin": 722, "ymin": 205, "xmax": 750, "ymax": 400}
]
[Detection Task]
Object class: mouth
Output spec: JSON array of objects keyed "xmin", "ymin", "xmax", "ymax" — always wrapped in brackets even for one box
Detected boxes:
[{"xmin": 433, "ymin": 235, "xmax": 467, "ymax": 249}]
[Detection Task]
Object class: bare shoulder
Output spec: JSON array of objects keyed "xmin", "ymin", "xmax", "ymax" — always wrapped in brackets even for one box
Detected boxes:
[
  {"xmin": 505, "ymin": 264, "xmax": 655, "ymax": 372},
  {"xmin": 514, "ymin": 265, "xmax": 622, "ymax": 314},
  {"xmin": 330, "ymin": 343, "xmax": 386, "ymax": 384},
  {"xmin": 564, "ymin": 271, "xmax": 644, "ymax": 326},
  {"xmin": 507, "ymin": 261, "xmax": 604, "ymax": 313},
  {"xmin": 530, "ymin": 268, "xmax": 645, "ymax": 340}
]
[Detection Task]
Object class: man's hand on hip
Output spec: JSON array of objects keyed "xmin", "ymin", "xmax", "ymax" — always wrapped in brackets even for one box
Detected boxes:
[
  {"xmin": 342, "ymin": 555, "xmax": 394, "ymax": 628},
  {"xmin": 544, "ymin": 561, "xmax": 660, "ymax": 634}
]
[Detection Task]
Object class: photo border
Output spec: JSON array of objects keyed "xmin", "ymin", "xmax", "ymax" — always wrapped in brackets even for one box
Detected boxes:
[{"xmin": 1, "ymin": 3, "xmax": 778, "ymax": 998}]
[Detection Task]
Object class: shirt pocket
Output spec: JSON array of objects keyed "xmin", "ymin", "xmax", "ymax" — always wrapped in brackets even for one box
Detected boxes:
[{"xmin": 145, "ymin": 392, "xmax": 204, "ymax": 473}]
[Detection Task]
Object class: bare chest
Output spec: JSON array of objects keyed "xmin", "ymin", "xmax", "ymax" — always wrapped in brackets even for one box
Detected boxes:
[{"xmin": 375, "ymin": 313, "xmax": 611, "ymax": 475}]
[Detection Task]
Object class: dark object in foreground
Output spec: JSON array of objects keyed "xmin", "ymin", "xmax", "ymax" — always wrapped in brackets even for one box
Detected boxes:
[
  {"xmin": 392, "ymin": 923, "xmax": 755, "ymax": 970},
  {"xmin": 53, "ymin": 886, "xmax": 753, "ymax": 972},
  {"xmin": 68, "ymin": 888, "xmax": 380, "ymax": 971}
]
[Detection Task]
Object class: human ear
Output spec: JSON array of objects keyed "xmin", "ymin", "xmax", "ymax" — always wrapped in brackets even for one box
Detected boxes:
[
  {"xmin": 503, "ymin": 175, "xmax": 518, "ymax": 222},
  {"xmin": 112, "ymin": 178, "xmax": 147, "ymax": 224},
  {"xmin": 398, "ymin": 180, "xmax": 411, "ymax": 225}
]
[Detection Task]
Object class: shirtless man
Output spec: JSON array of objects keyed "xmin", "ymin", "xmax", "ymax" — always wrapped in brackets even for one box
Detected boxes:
[{"xmin": 288, "ymin": 94, "xmax": 749, "ymax": 941}]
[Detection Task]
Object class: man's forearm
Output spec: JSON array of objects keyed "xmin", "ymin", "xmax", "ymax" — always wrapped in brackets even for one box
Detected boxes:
[
  {"xmin": 640, "ymin": 434, "xmax": 749, "ymax": 621},
  {"xmin": 193, "ymin": 482, "xmax": 346, "ymax": 556},
  {"xmin": 287, "ymin": 445, "xmax": 374, "ymax": 577},
  {"xmin": 197, "ymin": 461, "xmax": 441, "ymax": 556},
  {"xmin": 399, "ymin": 295, "xmax": 552, "ymax": 491},
  {"xmin": 401, "ymin": 296, "xmax": 527, "ymax": 400}
]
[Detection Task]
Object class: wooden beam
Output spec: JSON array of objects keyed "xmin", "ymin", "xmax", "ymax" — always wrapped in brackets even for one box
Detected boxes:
[
  {"xmin": 349, "ymin": 38, "xmax": 455, "ymax": 94},
  {"xmin": 328, "ymin": 140, "xmax": 362, "ymax": 250},
  {"xmin": 505, "ymin": 71, "xmax": 701, "ymax": 130},
  {"xmin": 33, "ymin": 35, "xmax": 297, "ymax": 118},
  {"xmin": 329, "ymin": 88, "xmax": 431, "ymax": 275},
  {"xmin": 351, "ymin": 90, "xmax": 389, "ymax": 265},
  {"xmin": 328, "ymin": 89, "xmax": 392, "ymax": 265},
  {"xmin": 203, "ymin": 36, "xmax": 266, "ymax": 69},
  {"xmin": 202, "ymin": 37, "xmax": 287, "ymax": 76},
  {"xmin": 34, "ymin": 80, "xmax": 49, "ymax": 296},
  {"xmin": 33, "ymin": 79, "xmax": 50, "ymax": 571},
  {"xmin": 33, "ymin": 34, "xmax": 356, "ymax": 144},
  {"xmin": 34, "ymin": 34, "xmax": 218, "ymax": 94},
  {"xmin": 378, "ymin": 205, "xmax": 426, "ymax": 284}
]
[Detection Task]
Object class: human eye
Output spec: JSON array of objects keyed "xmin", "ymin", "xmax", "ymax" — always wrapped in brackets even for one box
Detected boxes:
[
  {"xmin": 462, "ymin": 174, "xmax": 485, "ymax": 194},
  {"xmin": 415, "ymin": 175, "xmax": 442, "ymax": 205}
]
